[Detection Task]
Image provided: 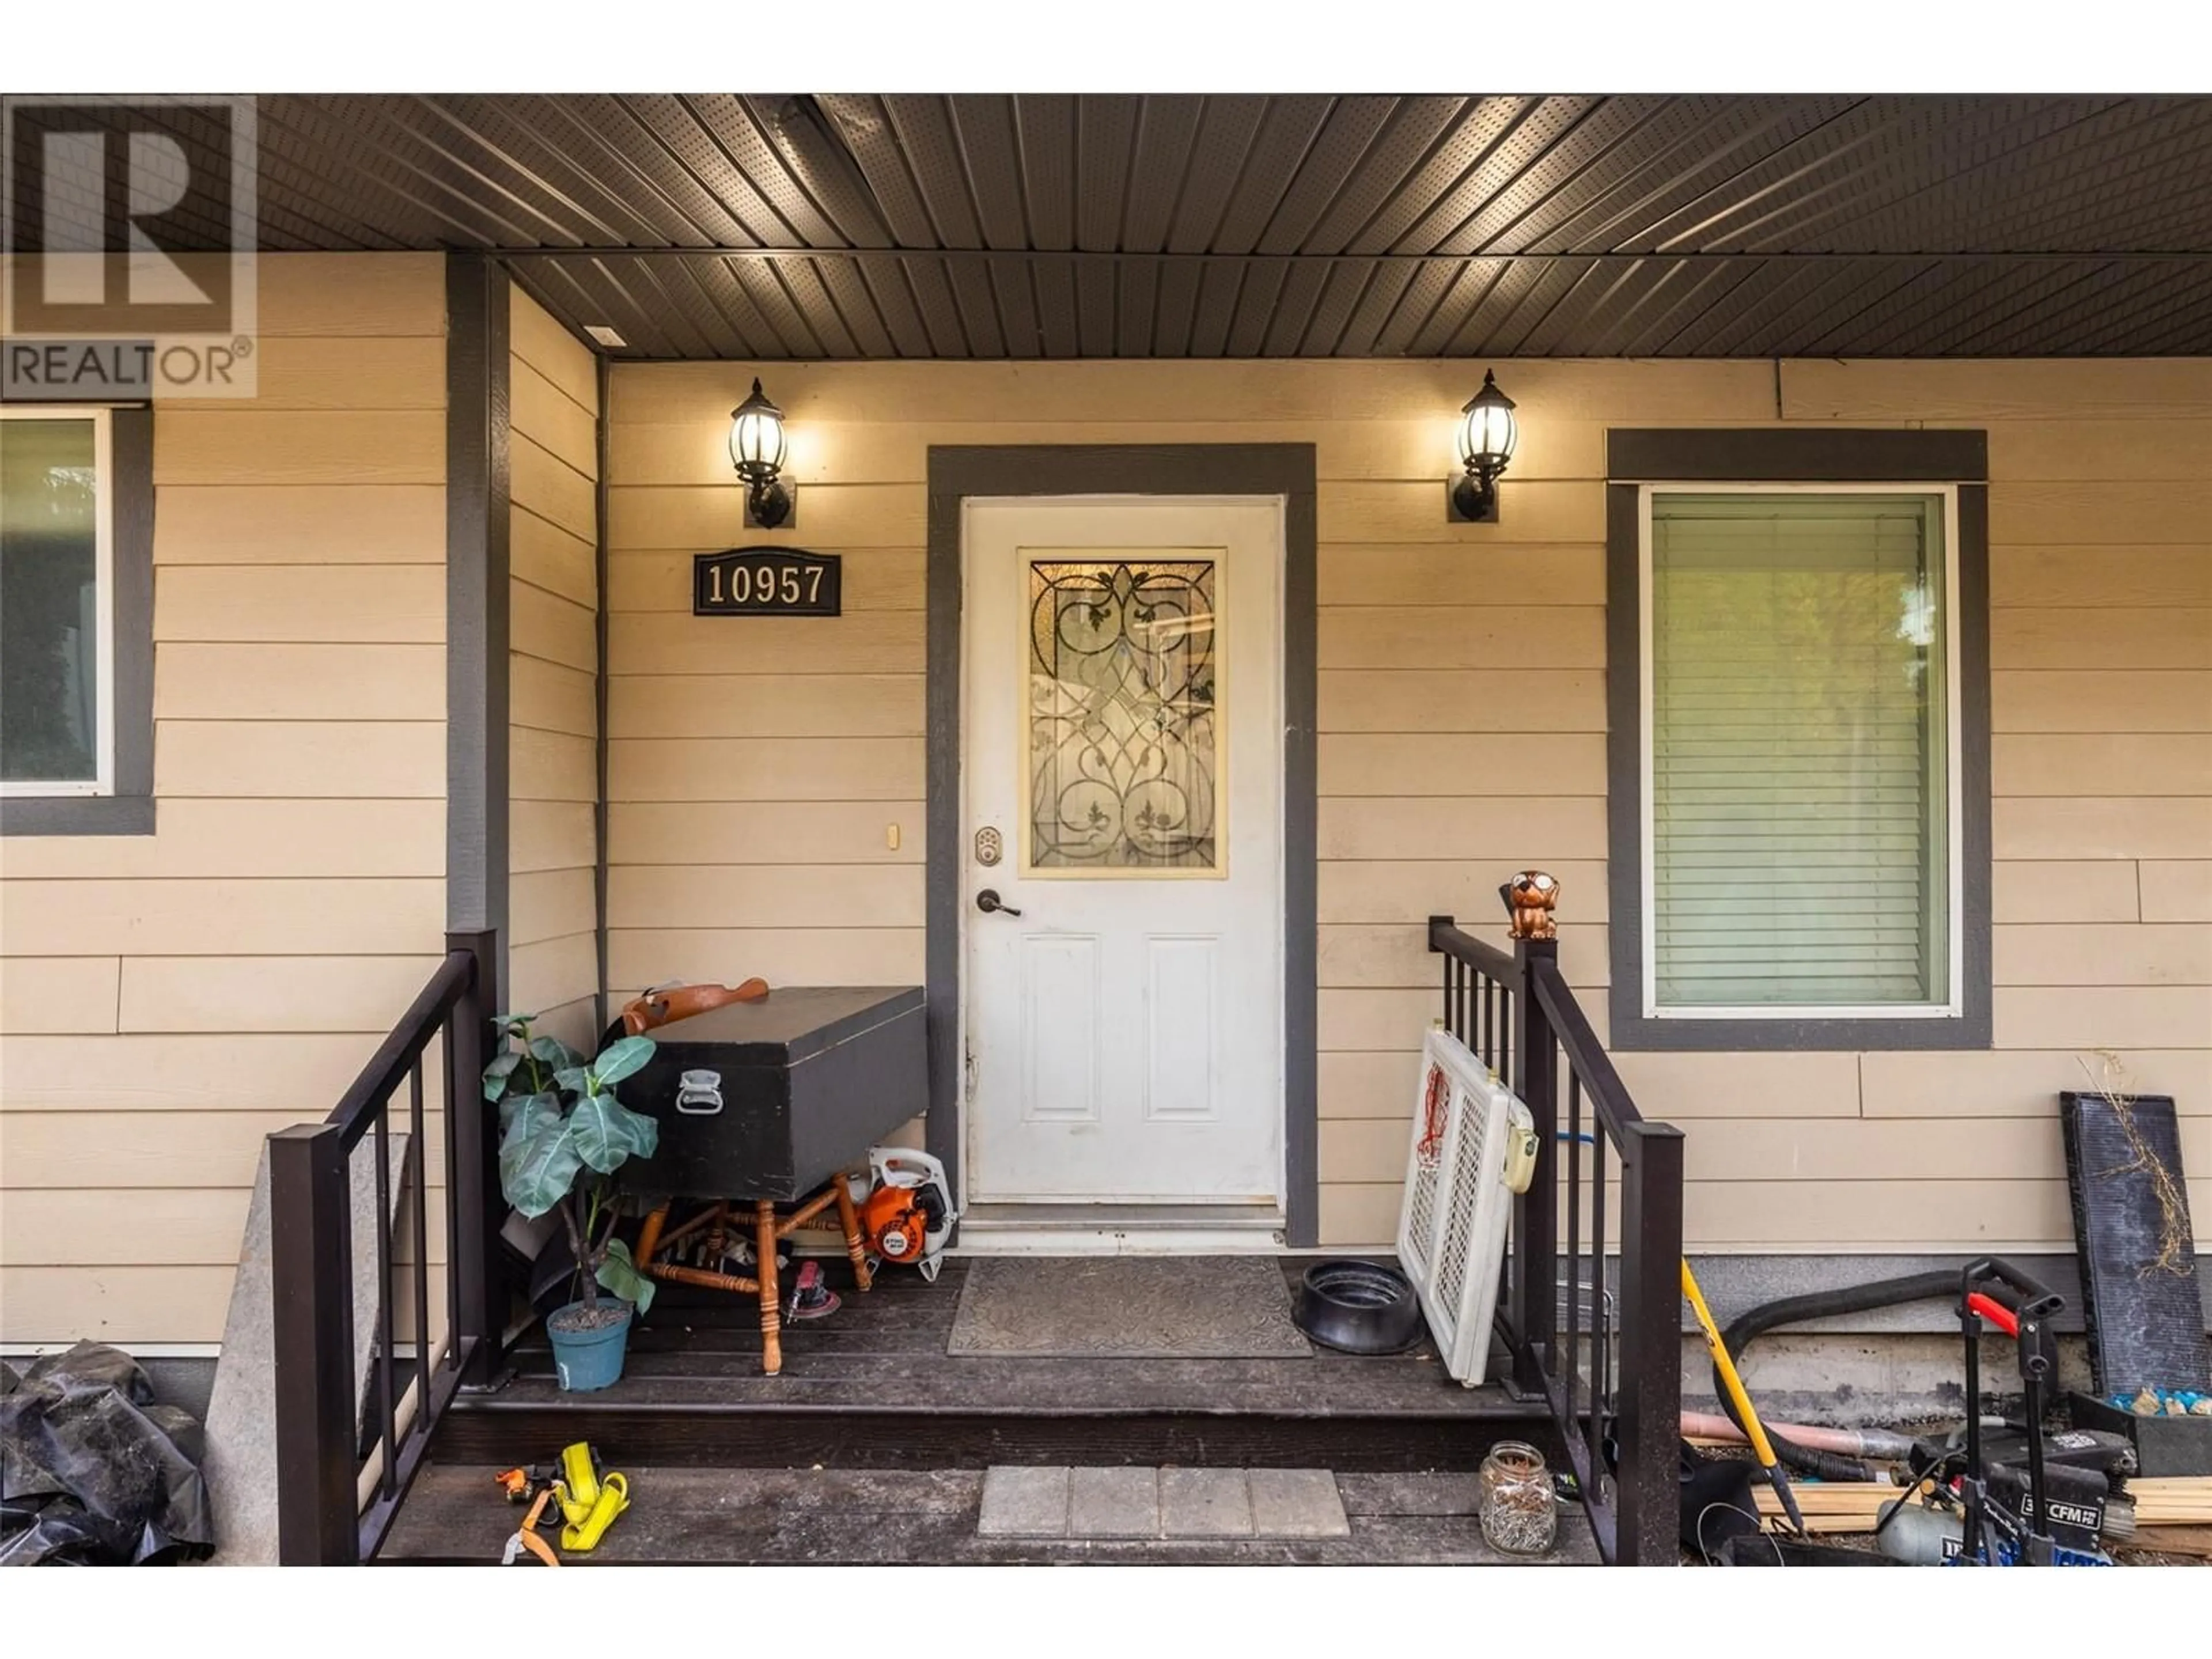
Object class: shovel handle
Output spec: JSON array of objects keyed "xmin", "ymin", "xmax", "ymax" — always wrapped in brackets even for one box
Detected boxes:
[{"xmin": 621, "ymin": 978, "xmax": 770, "ymax": 1035}]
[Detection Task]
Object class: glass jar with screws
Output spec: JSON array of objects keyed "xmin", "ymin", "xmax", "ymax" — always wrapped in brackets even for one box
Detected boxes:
[{"xmin": 1478, "ymin": 1440, "xmax": 1556, "ymax": 1555}]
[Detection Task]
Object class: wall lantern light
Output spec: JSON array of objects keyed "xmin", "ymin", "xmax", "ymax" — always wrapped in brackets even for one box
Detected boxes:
[
  {"xmin": 729, "ymin": 377, "xmax": 794, "ymax": 529},
  {"xmin": 1448, "ymin": 369, "xmax": 1517, "ymax": 525}
]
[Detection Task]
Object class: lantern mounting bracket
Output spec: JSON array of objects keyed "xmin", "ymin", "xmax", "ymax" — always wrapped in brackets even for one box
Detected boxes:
[
  {"xmin": 1448, "ymin": 470, "xmax": 1502, "ymax": 525},
  {"xmin": 744, "ymin": 477, "xmax": 796, "ymax": 529}
]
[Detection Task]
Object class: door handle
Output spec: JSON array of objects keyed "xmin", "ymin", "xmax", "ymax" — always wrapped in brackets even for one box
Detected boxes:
[{"xmin": 975, "ymin": 888, "xmax": 1022, "ymax": 917}]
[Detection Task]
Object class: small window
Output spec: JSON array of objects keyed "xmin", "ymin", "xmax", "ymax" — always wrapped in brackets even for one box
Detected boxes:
[
  {"xmin": 2, "ymin": 408, "xmax": 116, "ymax": 795},
  {"xmin": 1641, "ymin": 486, "xmax": 1962, "ymax": 1019},
  {"xmin": 1, "ymin": 404, "xmax": 151, "ymax": 835}
]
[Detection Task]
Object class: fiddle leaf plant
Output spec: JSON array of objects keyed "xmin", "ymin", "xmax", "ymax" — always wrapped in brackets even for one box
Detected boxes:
[{"xmin": 484, "ymin": 1013, "xmax": 661, "ymax": 1315}]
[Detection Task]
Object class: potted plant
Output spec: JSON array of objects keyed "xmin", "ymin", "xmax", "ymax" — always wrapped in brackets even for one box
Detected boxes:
[{"xmin": 483, "ymin": 1013, "xmax": 663, "ymax": 1392}]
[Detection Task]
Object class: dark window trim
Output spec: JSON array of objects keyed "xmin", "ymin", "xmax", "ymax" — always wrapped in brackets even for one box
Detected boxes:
[
  {"xmin": 925, "ymin": 445, "xmax": 1320, "ymax": 1245},
  {"xmin": 2, "ymin": 404, "xmax": 155, "ymax": 836},
  {"xmin": 1604, "ymin": 429, "xmax": 1992, "ymax": 1052}
]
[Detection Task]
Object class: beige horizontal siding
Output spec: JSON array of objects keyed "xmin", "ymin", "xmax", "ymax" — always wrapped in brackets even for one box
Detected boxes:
[
  {"xmin": 2, "ymin": 878, "xmax": 442, "ymax": 956},
  {"xmin": 0, "ymin": 253, "xmax": 449, "ymax": 1347},
  {"xmin": 0, "ymin": 1268, "xmax": 240, "ymax": 1346},
  {"xmin": 0, "ymin": 798, "xmax": 444, "ymax": 880},
  {"xmin": 152, "ymin": 410, "xmax": 443, "ymax": 486},
  {"xmin": 156, "ymin": 642, "xmax": 446, "ymax": 721},
  {"xmin": 610, "ymin": 802, "xmax": 923, "ymax": 866},
  {"xmin": 157, "ymin": 565, "xmax": 444, "ymax": 643},
  {"xmin": 2143, "ymin": 862, "xmax": 2212, "ymax": 923},
  {"xmin": 1, "ymin": 1033, "xmax": 437, "ymax": 1111},
  {"xmin": 506, "ymin": 290, "xmax": 603, "ymax": 1055},
  {"xmin": 1, "ymin": 1110, "xmax": 449, "ymax": 1189},
  {"xmin": 162, "ymin": 335, "xmax": 444, "ymax": 412},
  {"xmin": 152, "ymin": 720, "xmax": 444, "ymax": 798},
  {"xmin": 604, "ymin": 355, "xmax": 2211, "ymax": 1253},
  {"xmin": 155, "ymin": 484, "xmax": 444, "ymax": 565},
  {"xmin": 610, "ymin": 674, "xmax": 923, "ymax": 740}
]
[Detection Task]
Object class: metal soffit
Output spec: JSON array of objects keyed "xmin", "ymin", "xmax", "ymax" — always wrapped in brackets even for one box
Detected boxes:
[{"xmin": 20, "ymin": 93, "xmax": 2212, "ymax": 356}]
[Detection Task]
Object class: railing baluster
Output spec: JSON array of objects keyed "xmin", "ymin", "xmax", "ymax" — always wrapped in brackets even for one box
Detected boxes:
[
  {"xmin": 372, "ymin": 1104, "xmax": 397, "ymax": 1501},
  {"xmin": 1593, "ymin": 1103, "xmax": 1610, "ymax": 1455},
  {"xmin": 1499, "ymin": 984, "xmax": 1512, "ymax": 1085},
  {"xmin": 441, "ymin": 1010, "xmax": 463, "ymax": 1375},
  {"xmin": 408, "ymin": 1057, "xmax": 431, "ymax": 1428},
  {"xmin": 1565, "ymin": 1062, "xmax": 1582, "ymax": 1420}
]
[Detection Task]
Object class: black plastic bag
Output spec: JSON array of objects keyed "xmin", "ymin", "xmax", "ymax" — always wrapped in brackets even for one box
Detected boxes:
[
  {"xmin": 1, "ymin": 1342, "xmax": 215, "ymax": 1565},
  {"xmin": 1679, "ymin": 1441, "xmax": 1762, "ymax": 1563}
]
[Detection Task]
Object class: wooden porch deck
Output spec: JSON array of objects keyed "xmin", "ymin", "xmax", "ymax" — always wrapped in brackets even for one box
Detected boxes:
[
  {"xmin": 427, "ymin": 1257, "xmax": 1548, "ymax": 1471},
  {"xmin": 391, "ymin": 1255, "xmax": 1575, "ymax": 1564}
]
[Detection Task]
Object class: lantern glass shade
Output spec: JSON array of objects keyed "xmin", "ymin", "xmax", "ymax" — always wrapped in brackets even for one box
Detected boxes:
[
  {"xmin": 728, "ymin": 378, "xmax": 787, "ymax": 481},
  {"xmin": 1457, "ymin": 370, "xmax": 1518, "ymax": 474}
]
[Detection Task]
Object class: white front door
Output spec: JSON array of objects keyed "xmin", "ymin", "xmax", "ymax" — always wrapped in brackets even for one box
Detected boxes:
[{"xmin": 961, "ymin": 495, "xmax": 1285, "ymax": 1208}]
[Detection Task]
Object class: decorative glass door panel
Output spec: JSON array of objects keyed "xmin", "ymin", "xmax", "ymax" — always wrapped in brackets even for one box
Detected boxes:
[{"xmin": 1025, "ymin": 555, "xmax": 1221, "ymax": 876}]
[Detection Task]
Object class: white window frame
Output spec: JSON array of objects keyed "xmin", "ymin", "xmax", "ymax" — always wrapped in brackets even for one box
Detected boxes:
[
  {"xmin": 1637, "ymin": 480, "xmax": 1965, "ymax": 1022},
  {"xmin": 0, "ymin": 404, "xmax": 118, "ymax": 798}
]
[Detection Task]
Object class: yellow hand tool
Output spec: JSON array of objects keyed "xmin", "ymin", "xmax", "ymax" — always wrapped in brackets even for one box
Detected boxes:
[
  {"xmin": 1682, "ymin": 1259, "xmax": 1805, "ymax": 1535},
  {"xmin": 560, "ymin": 1472, "xmax": 631, "ymax": 1553}
]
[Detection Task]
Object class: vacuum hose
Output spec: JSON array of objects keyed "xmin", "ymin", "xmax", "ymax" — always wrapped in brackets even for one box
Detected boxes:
[{"xmin": 1711, "ymin": 1269, "xmax": 1962, "ymax": 1483}]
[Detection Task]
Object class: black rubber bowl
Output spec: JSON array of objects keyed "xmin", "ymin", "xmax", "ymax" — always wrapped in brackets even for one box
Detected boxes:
[{"xmin": 1293, "ymin": 1259, "xmax": 1425, "ymax": 1355}]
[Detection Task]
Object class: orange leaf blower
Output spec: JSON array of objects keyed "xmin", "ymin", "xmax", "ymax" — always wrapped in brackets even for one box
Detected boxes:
[{"xmin": 857, "ymin": 1147, "xmax": 958, "ymax": 1282}]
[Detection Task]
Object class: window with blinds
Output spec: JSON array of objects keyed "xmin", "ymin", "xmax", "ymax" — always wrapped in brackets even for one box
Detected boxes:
[{"xmin": 1645, "ymin": 490, "xmax": 1955, "ymax": 1014}]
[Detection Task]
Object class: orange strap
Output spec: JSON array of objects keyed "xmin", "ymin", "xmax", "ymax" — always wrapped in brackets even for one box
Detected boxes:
[{"xmin": 512, "ymin": 1487, "xmax": 562, "ymax": 1567}]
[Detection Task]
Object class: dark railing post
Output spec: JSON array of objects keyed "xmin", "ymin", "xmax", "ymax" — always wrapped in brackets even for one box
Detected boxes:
[
  {"xmin": 270, "ymin": 1123, "xmax": 359, "ymax": 1565},
  {"xmin": 1510, "ymin": 937, "xmax": 1559, "ymax": 1396},
  {"xmin": 445, "ymin": 927, "xmax": 505, "ymax": 1388},
  {"xmin": 1613, "ymin": 1118, "xmax": 1686, "ymax": 1566}
]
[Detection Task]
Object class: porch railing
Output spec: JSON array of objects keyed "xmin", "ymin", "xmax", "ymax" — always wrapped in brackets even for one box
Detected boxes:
[
  {"xmin": 1429, "ymin": 910, "xmax": 1685, "ymax": 1566},
  {"xmin": 270, "ymin": 929, "xmax": 503, "ymax": 1564}
]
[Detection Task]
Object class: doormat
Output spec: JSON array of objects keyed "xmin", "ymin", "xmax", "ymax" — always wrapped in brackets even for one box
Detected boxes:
[{"xmin": 947, "ymin": 1257, "xmax": 1312, "ymax": 1358}]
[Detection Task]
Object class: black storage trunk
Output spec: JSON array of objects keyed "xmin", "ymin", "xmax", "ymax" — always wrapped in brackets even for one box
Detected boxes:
[{"xmin": 622, "ymin": 986, "xmax": 926, "ymax": 1203}]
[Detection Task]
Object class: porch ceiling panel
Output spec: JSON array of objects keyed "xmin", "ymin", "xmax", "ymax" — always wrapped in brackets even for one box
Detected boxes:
[{"xmin": 22, "ymin": 92, "xmax": 2212, "ymax": 356}]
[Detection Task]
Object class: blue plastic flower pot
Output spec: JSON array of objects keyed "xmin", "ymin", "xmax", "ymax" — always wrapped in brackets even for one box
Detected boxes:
[{"xmin": 547, "ymin": 1299, "xmax": 632, "ymax": 1393}]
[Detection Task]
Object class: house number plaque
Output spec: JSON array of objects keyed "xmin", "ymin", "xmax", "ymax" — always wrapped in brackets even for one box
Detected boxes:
[{"xmin": 694, "ymin": 547, "xmax": 842, "ymax": 617}]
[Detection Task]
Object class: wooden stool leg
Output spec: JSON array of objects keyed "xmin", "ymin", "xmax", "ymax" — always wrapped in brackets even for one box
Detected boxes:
[
  {"xmin": 755, "ymin": 1200, "xmax": 782, "ymax": 1376},
  {"xmin": 833, "ymin": 1172, "xmax": 874, "ymax": 1293},
  {"xmin": 635, "ymin": 1202, "xmax": 669, "ymax": 1266}
]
